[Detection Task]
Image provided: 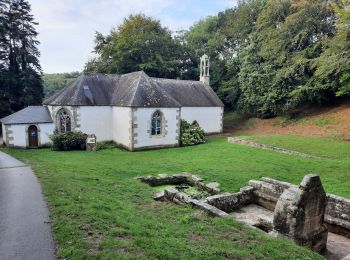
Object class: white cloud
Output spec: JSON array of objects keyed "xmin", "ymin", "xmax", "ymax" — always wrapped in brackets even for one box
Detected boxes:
[{"xmin": 29, "ymin": 0, "xmax": 237, "ymax": 73}]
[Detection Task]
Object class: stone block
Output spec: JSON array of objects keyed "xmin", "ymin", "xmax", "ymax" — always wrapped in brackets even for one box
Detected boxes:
[
  {"xmin": 272, "ymin": 174, "xmax": 328, "ymax": 252},
  {"xmin": 205, "ymin": 187, "xmax": 254, "ymax": 213},
  {"xmin": 191, "ymin": 200, "xmax": 229, "ymax": 217}
]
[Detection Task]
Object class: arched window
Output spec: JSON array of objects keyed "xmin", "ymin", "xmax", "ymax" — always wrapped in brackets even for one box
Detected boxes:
[
  {"xmin": 57, "ymin": 109, "xmax": 71, "ymax": 133},
  {"xmin": 151, "ymin": 111, "xmax": 162, "ymax": 135}
]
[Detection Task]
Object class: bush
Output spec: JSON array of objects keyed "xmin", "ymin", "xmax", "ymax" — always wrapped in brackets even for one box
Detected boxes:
[
  {"xmin": 180, "ymin": 120, "xmax": 206, "ymax": 147},
  {"xmin": 50, "ymin": 131, "xmax": 88, "ymax": 151}
]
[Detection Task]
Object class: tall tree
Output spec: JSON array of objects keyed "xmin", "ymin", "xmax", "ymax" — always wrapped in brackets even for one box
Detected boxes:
[
  {"xmin": 238, "ymin": 0, "xmax": 335, "ymax": 117},
  {"xmin": 316, "ymin": 0, "xmax": 350, "ymax": 97},
  {"xmin": 0, "ymin": 0, "xmax": 43, "ymax": 119},
  {"xmin": 182, "ymin": 16, "xmax": 224, "ymax": 90},
  {"xmin": 84, "ymin": 14, "xmax": 183, "ymax": 78}
]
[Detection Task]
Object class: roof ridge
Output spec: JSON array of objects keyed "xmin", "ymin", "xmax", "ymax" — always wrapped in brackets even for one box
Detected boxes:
[
  {"xmin": 127, "ymin": 71, "xmax": 144, "ymax": 107},
  {"xmin": 151, "ymin": 77, "xmax": 203, "ymax": 84}
]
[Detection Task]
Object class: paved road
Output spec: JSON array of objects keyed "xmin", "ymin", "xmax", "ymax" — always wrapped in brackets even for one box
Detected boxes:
[{"xmin": 0, "ymin": 151, "xmax": 56, "ymax": 260}]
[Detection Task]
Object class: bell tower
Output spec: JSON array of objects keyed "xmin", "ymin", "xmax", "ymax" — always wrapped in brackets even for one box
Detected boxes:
[{"xmin": 200, "ymin": 54, "xmax": 210, "ymax": 85}]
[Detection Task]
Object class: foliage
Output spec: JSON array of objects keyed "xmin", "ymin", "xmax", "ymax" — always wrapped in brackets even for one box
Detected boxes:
[
  {"xmin": 180, "ymin": 120, "xmax": 206, "ymax": 146},
  {"xmin": 80, "ymin": 1, "xmax": 350, "ymax": 118},
  {"xmin": 42, "ymin": 72, "xmax": 80, "ymax": 98},
  {"xmin": 0, "ymin": 0, "xmax": 43, "ymax": 120},
  {"xmin": 181, "ymin": 0, "xmax": 345, "ymax": 118},
  {"xmin": 84, "ymin": 14, "xmax": 184, "ymax": 78},
  {"xmin": 4, "ymin": 135, "xmax": 350, "ymax": 258},
  {"xmin": 50, "ymin": 131, "xmax": 88, "ymax": 151},
  {"xmin": 316, "ymin": 0, "xmax": 350, "ymax": 97}
]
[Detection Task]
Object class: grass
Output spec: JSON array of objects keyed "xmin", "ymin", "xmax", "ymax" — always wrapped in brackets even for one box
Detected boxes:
[
  {"xmin": 314, "ymin": 117, "xmax": 329, "ymax": 127},
  {"xmin": 250, "ymin": 135, "xmax": 350, "ymax": 160},
  {"xmin": 3, "ymin": 135, "xmax": 350, "ymax": 259}
]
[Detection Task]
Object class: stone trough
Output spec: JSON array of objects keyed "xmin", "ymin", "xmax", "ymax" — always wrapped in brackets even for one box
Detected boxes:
[{"xmin": 138, "ymin": 173, "xmax": 350, "ymax": 259}]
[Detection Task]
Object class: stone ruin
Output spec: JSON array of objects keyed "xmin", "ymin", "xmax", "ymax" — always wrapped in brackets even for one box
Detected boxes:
[
  {"xmin": 138, "ymin": 173, "xmax": 350, "ymax": 259},
  {"xmin": 272, "ymin": 174, "xmax": 328, "ymax": 252}
]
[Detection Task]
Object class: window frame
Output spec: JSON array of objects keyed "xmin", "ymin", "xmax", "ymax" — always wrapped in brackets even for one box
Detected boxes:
[
  {"xmin": 56, "ymin": 109, "xmax": 72, "ymax": 133},
  {"xmin": 151, "ymin": 110, "xmax": 162, "ymax": 136}
]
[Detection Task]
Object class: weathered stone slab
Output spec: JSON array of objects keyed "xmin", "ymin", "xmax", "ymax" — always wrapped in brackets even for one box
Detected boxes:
[
  {"xmin": 153, "ymin": 192, "xmax": 164, "ymax": 201},
  {"xmin": 272, "ymin": 174, "xmax": 328, "ymax": 252},
  {"xmin": 191, "ymin": 200, "xmax": 229, "ymax": 217},
  {"xmin": 205, "ymin": 187, "xmax": 254, "ymax": 213},
  {"xmin": 137, "ymin": 174, "xmax": 189, "ymax": 186}
]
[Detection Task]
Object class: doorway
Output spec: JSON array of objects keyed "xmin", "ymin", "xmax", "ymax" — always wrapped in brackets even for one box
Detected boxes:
[{"xmin": 28, "ymin": 125, "xmax": 38, "ymax": 148}]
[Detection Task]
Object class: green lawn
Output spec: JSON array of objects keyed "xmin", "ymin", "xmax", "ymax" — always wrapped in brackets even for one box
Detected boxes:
[
  {"xmin": 3, "ymin": 135, "xmax": 350, "ymax": 259},
  {"xmin": 249, "ymin": 135, "xmax": 350, "ymax": 160}
]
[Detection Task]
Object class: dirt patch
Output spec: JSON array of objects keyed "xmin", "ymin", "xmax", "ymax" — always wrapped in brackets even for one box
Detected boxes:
[
  {"xmin": 193, "ymin": 210, "xmax": 207, "ymax": 220},
  {"xmin": 114, "ymin": 233, "xmax": 131, "ymax": 240},
  {"xmin": 225, "ymin": 102, "xmax": 350, "ymax": 139},
  {"xmin": 188, "ymin": 233, "xmax": 204, "ymax": 241},
  {"xmin": 83, "ymin": 233, "xmax": 103, "ymax": 245}
]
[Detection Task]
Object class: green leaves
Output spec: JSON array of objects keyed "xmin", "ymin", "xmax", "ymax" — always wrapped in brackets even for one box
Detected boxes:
[
  {"xmin": 180, "ymin": 120, "xmax": 206, "ymax": 147},
  {"xmin": 0, "ymin": 0, "xmax": 43, "ymax": 119},
  {"xmin": 84, "ymin": 14, "xmax": 183, "ymax": 79},
  {"xmin": 50, "ymin": 131, "xmax": 88, "ymax": 151}
]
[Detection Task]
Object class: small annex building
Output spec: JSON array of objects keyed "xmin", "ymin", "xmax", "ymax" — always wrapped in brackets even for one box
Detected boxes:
[{"xmin": 1, "ymin": 55, "xmax": 224, "ymax": 151}]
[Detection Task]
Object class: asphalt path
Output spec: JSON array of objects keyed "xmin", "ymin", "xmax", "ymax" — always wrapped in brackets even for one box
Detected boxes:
[{"xmin": 0, "ymin": 151, "xmax": 55, "ymax": 260}]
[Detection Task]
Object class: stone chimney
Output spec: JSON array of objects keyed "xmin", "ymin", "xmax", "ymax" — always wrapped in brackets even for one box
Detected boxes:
[{"xmin": 200, "ymin": 54, "xmax": 210, "ymax": 85}]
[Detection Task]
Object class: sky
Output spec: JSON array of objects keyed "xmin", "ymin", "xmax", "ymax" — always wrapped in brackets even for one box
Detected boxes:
[{"xmin": 29, "ymin": 0, "xmax": 237, "ymax": 74}]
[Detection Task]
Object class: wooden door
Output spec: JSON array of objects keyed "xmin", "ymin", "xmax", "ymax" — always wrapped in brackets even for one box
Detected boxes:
[{"xmin": 28, "ymin": 125, "xmax": 38, "ymax": 148}]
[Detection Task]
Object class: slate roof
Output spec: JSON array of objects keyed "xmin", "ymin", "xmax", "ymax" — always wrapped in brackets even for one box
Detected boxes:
[
  {"xmin": 44, "ymin": 71, "xmax": 224, "ymax": 107},
  {"xmin": 0, "ymin": 106, "xmax": 53, "ymax": 125}
]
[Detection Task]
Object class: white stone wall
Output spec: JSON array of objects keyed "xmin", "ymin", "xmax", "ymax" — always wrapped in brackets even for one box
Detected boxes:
[
  {"xmin": 38, "ymin": 123, "xmax": 55, "ymax": 145},
  {"xmin": 112, "ymin": 107, "xmax": 132, "ymax": 149},
  {"xmin": 133, "ymin": 107, "xmax": 179, "ymax": 150},
  {"xmin": 78, "ymin": 106, "xmax": 113, "ymax": 141},
  {"xmin": 180, "ymin": 107, "xmax": 223, "ymax": 134},
  {"xmin": 48, "ymin": 105, "xmax": 114, "ymax": 142},
  {"xmin": 6, "ymin": 123, "xmax": 54, "ymax": 148},
  {"xmin": 10, "ymin": 124, "xmax": 26, "ymax": 147}
]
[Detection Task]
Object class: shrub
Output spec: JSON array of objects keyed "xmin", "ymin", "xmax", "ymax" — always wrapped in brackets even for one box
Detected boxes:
[
  {"xmin": 180, "ymin": 120, "xmax": 206, "ymax": 147},
  {"xmin": 50, "ymin": 131, "xmax": 88, "ymax": 151}
]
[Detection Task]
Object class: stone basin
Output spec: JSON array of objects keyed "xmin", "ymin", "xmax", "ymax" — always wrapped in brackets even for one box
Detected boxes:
[
  {"xmin": 229, "ymin": 203, "xmax": 350, "ymax": 260},
  {"xmin": 138, "ymin": 173, "xmax": 350, "ymax": 259}
]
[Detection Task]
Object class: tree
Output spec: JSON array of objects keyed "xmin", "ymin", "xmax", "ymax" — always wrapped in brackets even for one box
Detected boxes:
[
  {"xmin": 216, "ymin": 0, "xmax": 267, "ymax": 110},
  {"xmin": 0, "ymin": 0, "xmax": 43, "ymax": 120},
  {"xmin": 316, "ymin": 0, "xmax": 350, "ymax": 97},
  {"xmin": 42, "ymin": 72, "xmax": 80, "ymax": 98},
  {"xmin": 84, "ymin": 14, "xmax": 183, "ymax": 78},
  {"xmin": 237, "ymin": 0, "xmax": 335, "ymax": 117},
  {"xmin": 183, "ymin": 1, "xmax": 267, "ymax": 105}
]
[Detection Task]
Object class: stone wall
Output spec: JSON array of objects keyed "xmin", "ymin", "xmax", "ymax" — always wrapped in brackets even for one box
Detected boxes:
[
  {"xmin": 139, "ymin": 173, "xmax": 350, "ymax": 240},
  {"xmin": 205, "ymin": 186, "xmax": 254, "ymax": 213},
  {"xmin": 249, "ymin": 177, "xmax": 350, "ymax": 238},
  {"xmin": 228, "ymin": 137, "xmax": 323, "ymax": 159},
  {"xmin": 325, "ymin": 194, "xmax": 350, "ymax": 237},
  {"xmin": 137, "ymin": 173, "xmax": 221, "ymax": 194}
]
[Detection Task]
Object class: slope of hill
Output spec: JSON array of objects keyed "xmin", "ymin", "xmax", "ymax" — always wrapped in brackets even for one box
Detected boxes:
[
  {"xmin": 224, "ymin": 101, "xmax": 350, "ymax": 140},
  {"xmin": 43, "ymin": 72, "xmax": 80, "ymax": 98}
]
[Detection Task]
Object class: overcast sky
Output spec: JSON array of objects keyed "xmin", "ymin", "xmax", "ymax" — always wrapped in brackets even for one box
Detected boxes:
[{"xmin": 29, "ymin": 0, "xmax": 236, "ymax": 74}]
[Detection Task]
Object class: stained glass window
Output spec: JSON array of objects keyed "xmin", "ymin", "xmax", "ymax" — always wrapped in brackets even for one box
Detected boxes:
[
  {"xmin": 151, "ymin": 111, "xmax": 162, "ymax": 135},
  {"xmin": 57, "ymin": 109, "xmax": 71, "ymax": 133}
]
